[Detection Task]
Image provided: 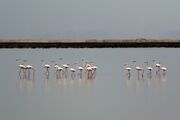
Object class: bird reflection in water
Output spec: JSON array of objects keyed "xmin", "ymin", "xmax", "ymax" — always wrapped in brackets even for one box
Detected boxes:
[
  {"xmin": 19, "ymin": 78, "xmax": 35, "ymax": 93},
  {"xmin": 125, "ymin": 74, "xmax": 167, "ymax": 93}
]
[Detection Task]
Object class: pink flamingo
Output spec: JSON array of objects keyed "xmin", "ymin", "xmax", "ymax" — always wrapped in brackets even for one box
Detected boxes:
[
  {"xmin": 70, "ymin": 67, "xmax": 76, "ymax": 79},
  {"xmin": 91, "ymin": 65, "xmax": 98, "ymax": 79},
  {"xmin": 62, "ymin": 64, "xmax": 70, "ymax": 78},
  {"xmin": 18, "ymin": 64, "xmax": 26, "ymax": 79},
  {"xmin": 155, "ymin": 63, "xmax": 161, "ymax": 74},
  {"xmin": 86, "ymin": 66, "xmax": 93, "ymax": 79},
  {"xmin": 145, "ymin": 61, "xmax": 153, "ymax": 79},
  {"xmin": 26, "ymin": 64, "xmax": 35, "ymax": 80},
  {"xmin": 124, "ymin": 64, "xmax": 132, "ymax": 80},
  {"xmin": 135, "ymin": 66, "xmax": 144, "ymax": 80},
  {"xmin": 78, "ymin": 66, "xmax": 83, "ymax": 79},
  {"xmin": 161, "ymin": 66, "xmax": 167, "ymax": 76},
  {"xmin": 54, "ymin": 64, "xmax": 63, "ymax": 79},
  {"xmin": 43, "ymin": 64, "xmax": 51, "ymax": 79}
]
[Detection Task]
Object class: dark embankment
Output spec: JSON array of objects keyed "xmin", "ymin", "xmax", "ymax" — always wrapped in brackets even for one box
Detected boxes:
[{"xmin": 1, "ymin": 39, "xmax": 180, "ymax": 48}]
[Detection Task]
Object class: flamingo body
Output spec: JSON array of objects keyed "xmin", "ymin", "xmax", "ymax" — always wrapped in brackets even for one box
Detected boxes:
[
  {"xmin": 26, "ymin": 65, "xmax": 33, "ymax": 69},
  {"xmin": 63, "ymin": 64, "xmax": 69, "ymax": 68},
  {"xmin": 136, "ymin": 67, "xmax": 142, "ymax": 70},
  {"xmin": 126, "ymin": 67, "xmax": 132, "ymax": 71},
  {"xmin": 161, "ymin": 67, "xmax": 167, "ymax": 71},
  {"xmin": 54, "ymin": 64, "xmax": 59, "ymax": 69},
  {"xmin": 70, "ymin": 68, "xmax": 76, "ymax": 72},
  {"xmin": 91, "ymin": 66, "xmax": 98, "ymax": 70},
  {"xmin": 155, "ymin": 63, "xmax": 161, "ymax": 67},
  {"xmin": 147, "ymin": 67, "xmax": 152, "ymax": 70},
  {"xmin": 57, "ymin": 66, "xmax": 63, "ymax": 71},
  {"xmin": 44, "ymin": 64, "xmax": 51, "ymax": 68},
  {"xmin": 19, "ymin": 64, "xmax": 26, "ymax": 69},
  {"xmin": 78, "ymin": 67, "xmax": 83, "ymax": 70}
]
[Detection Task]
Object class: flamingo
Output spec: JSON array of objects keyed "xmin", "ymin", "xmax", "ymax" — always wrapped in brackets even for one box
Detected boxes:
[
  {"xmin": 124, "ymin": 64, "xmax": 132, "ymax": 78},
  {"xmin": 145, "ymin": 61, "xmax": 153, "ymax": 79},
  {"xmin": 26, "ymin": 64, "xmax": 35, "ymax": 80},
  {"xmin": 43, "ymin": 64, "xmax": 51, "ymax": 72},
  {"xmin": 135, "ymin": 66, "xmax": 143, "ymax": 79},
  {"xmin": 26, "ymin": 65, "xmax": 32, "ymax": 79},
  {"xmin": 63, "ymin": 64, "xmax": 70, "ymax": 78},
  {"xmin": 86, "ymin": 66, "xmax": 93, "ymax": 79},
  {"xmin": 147, "ymin": 67, "xmax": 152, "ymax": 79},
  {"xmin": 54, "ymin": 64, "xmax": 59, "ymax": 69},
  {"xmin": 18, "ymin": 64, "xmax": 26, "ymax": 79},
  {"xmin": 126, "ymin": 67, "xmax": 132, "ymax": 72},
  {"xmin": 161, "ymin": 67, "xmax": 167, "ymax": 71},
  {"xmin": 43, "ymin": 64, "xmax": 51, "ymax": 79},
  {"xmin": 77, "ymin": 59, "xmax": 84, "ymax": 79},
  {"xmin": 54, "ymin": 64, "xmax": 63, "ymax": 79},
  {"xmin": 78, "ymin": 66, "xmax": 83, "ymax": 79},
  {"xmin": 91, "ymin": 65, "xmax": 98, "ymax": 79},
  {"xmin": 84, "ymin": 63, "xmax": 92, "ymax": 73},
  {"xmin": 155, "ymin": 63, "xmax": 161, "ymax": 74},
  {"xmin": 57, "ymin": 66, "xmax": 63, "ymax": 71},
  {"xmin": 18, "ymin": 64, "xmax": 26, "ymax": 70},
  {"xmin": 70, "ymin": 67, "xmax": 76, "ymax": 79},
  {"xmin": 161, "ymin": 67, "xmax": 167, "ymax": 76},
  {"xmin": 126, "ymin": 67, "xmax": 132, "ymax": 79},
  {"xmin": 57, "ymin": 66, "xmax": 63, "ymax": 79},
  {"xmin": 63, "ymin": 64, "xmax": 70, "ymax": 69},
  {"xmin": 147, "ymin": 66, "xmax": 153, "ymax": 72},
  {"xmin": 78, "ymin": 66, "xmax": 83, "ymax": 71},
  {"xmin": 91, "ymin": 65, "xmax": 98, "ymax": 70}
]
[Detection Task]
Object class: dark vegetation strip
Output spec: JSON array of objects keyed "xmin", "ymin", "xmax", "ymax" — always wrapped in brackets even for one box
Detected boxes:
[{"xmin": 1, "ymin": 39, "xmax": 180, "ymax": 48}]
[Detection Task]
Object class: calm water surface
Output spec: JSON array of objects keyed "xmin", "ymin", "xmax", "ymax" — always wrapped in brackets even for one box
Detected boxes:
[{"xmin": 0, "ymin": 48, "xmax": 180, "ymax": 120}]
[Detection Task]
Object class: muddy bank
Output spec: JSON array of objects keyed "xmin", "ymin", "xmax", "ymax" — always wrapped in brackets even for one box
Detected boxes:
[{"xmin": 0, "ymin": 39, "xmax": 180, "ymax": 48}]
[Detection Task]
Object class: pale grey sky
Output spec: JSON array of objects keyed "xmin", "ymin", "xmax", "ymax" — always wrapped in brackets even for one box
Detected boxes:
[{"xmin": 0, "ymin": 0, "xmax": 180, "ymax": 39}]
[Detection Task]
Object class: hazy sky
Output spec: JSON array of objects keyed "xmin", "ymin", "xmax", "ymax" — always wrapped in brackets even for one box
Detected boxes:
[{"xmin": 0, "ymin": 0, "xmax": 180, "ymax": 39}]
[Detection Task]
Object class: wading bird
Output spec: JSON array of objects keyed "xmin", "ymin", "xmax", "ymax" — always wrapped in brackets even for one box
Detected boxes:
[
  {"xmin": 155, "ymin": 63, "xmax": 161, "ymax": 74},
  {"xmin": 135, "ymin": 66, "xmax": 144, "ymax": 80},
  {"xmin": 18, "ymin": 64, "xmax": 27, "ymax": 79},
  {"xmin": 63, "ymin": 64, "xmax": 70, "ymax": 78},
  {"xmin": 161, "ymin": 66, "xmax": 167, "ymax": 76},
  {"xmin": 70, "ymin": 67, "xmax": 76, "ymax": 79},
  {"xmin": 26, "ymin": 64, "xmax": 35, "ymax": 80},
  {"xmin": 54, "ymin": 64, "xmax": 63, "ymax": 79},
  {"xmin": 78, "ymin": 66, "xmax": 83, "ymax": 79},
  {"xmin": 86, "ymin": 66, "xmax": 93, "ymax": 79},
  {"xmin": 43, "ymin": 64, "xmax": 51, "ymax": 79},
  {"xmin": 145, "ymin": 61, "xmax": 153, "ymax": 79}
]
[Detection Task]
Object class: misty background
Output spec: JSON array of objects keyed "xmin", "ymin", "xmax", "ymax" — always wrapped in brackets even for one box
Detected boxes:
[{"xmin": 0, "ymin": 0, "xmax": 180, "ymax": 39}]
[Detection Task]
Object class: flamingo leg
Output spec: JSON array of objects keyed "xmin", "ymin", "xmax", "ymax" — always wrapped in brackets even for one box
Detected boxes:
[
  {"xmin": 28, "ymin": 69, "xmax": 30, "ymax": 80},
  {"xmin": 138, "ymin": 70, "xmax": 140, "ymax": 80},
  {"xmin": 56, "ymin": 70, "xmax": 58, "ymax": 79},
  {"xmin": 32, "ymin": 69, "xmax": 35, "ymax": 80},
  {"xmin": 19, "ymin": 68, "xmax": 22, "ymax": 79},
  {"xmin": 80, "ymin": 70, "xmax": 82, "ymax": 79}
]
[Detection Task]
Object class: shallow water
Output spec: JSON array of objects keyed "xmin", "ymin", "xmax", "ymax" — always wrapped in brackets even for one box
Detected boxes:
[{"xmin": 0, "ymin": 48, "xmax": 180, "ymax": 120}]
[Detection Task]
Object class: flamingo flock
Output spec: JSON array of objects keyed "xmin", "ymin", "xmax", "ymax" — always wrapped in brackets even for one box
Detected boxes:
[
  {"xmin": 17, "ymin": 59, "xmax": 98, "ymax": 80},
  {"xmin": 17, "ymin": 58, "xmax": 167, "ymax": 82},
  {"xmin": 124, "ymin": 60, "xmax": 167, "ymax": 80}
]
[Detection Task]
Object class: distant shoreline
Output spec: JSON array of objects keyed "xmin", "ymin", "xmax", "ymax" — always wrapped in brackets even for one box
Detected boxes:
[{"xmin": 1, "ymin": 39, "xmax": 180, "ymax": 48}]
